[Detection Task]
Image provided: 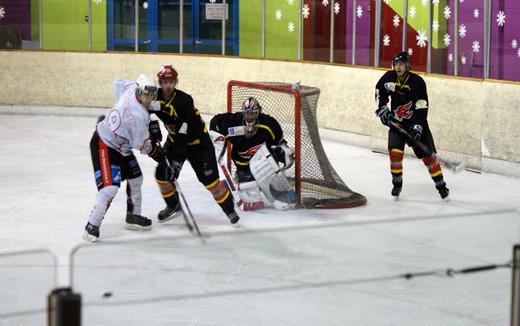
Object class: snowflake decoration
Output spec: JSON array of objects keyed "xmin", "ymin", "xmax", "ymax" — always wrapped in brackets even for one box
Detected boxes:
[
  {"xmin": 448, "ymin": 53, "xmax": 453, "ymax": 62},
  {"xmin": 461, "ymin": 55, "xmax": 467, "ymax": 65},
  {"xmin": 432, "ymin": 20, "xmax": 439, "ymax": 32},
  {"xmin": 416, "ymin": 29, "xmax": 428, "ymax": 48},
  {"xmin": 512, "ymin": 39, "xmax": 518, "ymax": 49},
  {"xmin": 443, "ymin": 33, "xmax": 451, "ymax": 47},
  {"xmin": 517, "ymin": 48, "xmax": 520, "ymax": 58},
  {"xmin": 421, "ymin": 0, "xmax": 428, "ymax": 7},
  {"xmin": 393, "ymin": 15, "xmax": 400, "ymax": 28},
  {"xmin": 384, "ymin": 0, "xmax": 391, "ymax": 3},
  {"xmin": 93, "ymin": 0, "xmax": 102, "ymax": 4},
  {"xmin": 209, "ymin": 0, "xmax": 216, "ymax": 3},
  {"xmin": 432, "ymin": 0, "xmax": 439, "ymax": 5},
  {"xmin": 0, "ymin": 7, "xmax": 5, "ymax": 20},
  {"xmin": 322, "ymin": 0, "xmax": 329, "ymax": 6},
  {"xmin": 408, "ymin": 48, "xmax": 413, "ymax": 55},
  {"xmin": 356, "ymin": 5, "xmax": 363, "ymax": 18},
  {"xmin": 275, "ymin": 9, "xmax": 282, "ymax": 21},
  {"xmin": 473, "ymin": 9, "xmax": 479, "ymax": 18},
  {"xmin": 472, "ymin": 40, "xmax": 480, "ymax": 53},
  {"xmin": 459, "ymin": 0, "xmax": 464, "ymax": 3},
  {"xmin": 383, "ymin": 34, "xmax": 391, "ymax": 46},
  {"xmin": 287, "ymin": 0, "xmax": 295, "ymax": 5},
  {"xmin": 288, "ymin": 22, "xmax": 295, "ymax": 32},
  {"xmin": 444, "ymin": 5, "xmax": 451, "ymax": 20},
  {"xmin": 409, "ymin": 6, "xmax": 417, "ymax": 19},
  {"xmin": 334, "ymin": 2, "xmax": 340, "ymax": 14},
  {"xmin": 459, "ymin": 24, "xmax": 467, "ymax": 38},
  {"xmin": 496, "ymin": 10, "xmax": 506, "ymax": 27},
  {"xmin": 303, "ymin": 4, "xmax": 310, "ymax": 19}
]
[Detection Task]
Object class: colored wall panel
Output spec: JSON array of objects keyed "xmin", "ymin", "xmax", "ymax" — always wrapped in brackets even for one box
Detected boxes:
[
  {"xmin": 239, "ymin": 0, "xmax": 262, "ymax": 57},
  {"xmin": 0, "ymin": 0, "xmax": 32, "ymax": 42},
  {"xmin": 266, "ymin": 0, "xmax": 298, "ymax": 60}
]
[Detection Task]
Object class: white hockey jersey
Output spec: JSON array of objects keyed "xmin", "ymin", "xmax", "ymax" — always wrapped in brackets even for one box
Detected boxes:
[{"xmin": 97, "ymin": 80, "xmax": 152, "ymax": 156}]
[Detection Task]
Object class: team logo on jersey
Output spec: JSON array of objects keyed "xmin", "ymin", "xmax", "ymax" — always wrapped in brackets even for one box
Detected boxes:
[
  {"xmin": 394, "ymin": 101, "xmax": 413, "ymax": 121},
  {"xmin": 238, "ymin": 144, "xmax": 263, "ymax": 160}
]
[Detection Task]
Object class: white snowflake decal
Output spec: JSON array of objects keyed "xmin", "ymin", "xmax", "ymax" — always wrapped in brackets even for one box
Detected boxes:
[
  {"xmin": 384, "ymin": 0, "xmax": 391, "ymax": 4},
  {"xmin": 461, "ymin": 55, "xmax": 467, "ymax": 65},
  {"xmin": 432, "ymin": 0, "xmax": 439, "ymax": 5},
  {"xmin": 416, "ymin": 29, "xmax": 428, "ymax": 48},
  {"xmin": 0, "ymin": 7, "xmax": 5, "ymax": 20},
  {"xmin": 472, "ymin": 40, "xmax": 480, "ymax": 53},
  {"xmin": 444, "ymin": 5, "xmax": 451, "ymax": 20},
  {"xmin": 512, "ymin": 39, "xmax": 518, "ymax": 49},
  {"xmin": 517, "ymin": 48, "xmax": 520, "ymax": 58},
  {"xmin": 334, "ymin": 2, "xmax": 340, "ymax": 14},
  {"xmin": 459, "ymin": 0, "xmax": 464, "ymax": 3},
  {"xmin": 496, "ymin": 10, "xmax": 506, "ymax": 27},
  {"xmin": 275, "ymin": 9, "xmax": 282, "ymax": 21},
  {"xmin": 93, "ymin": 0, "xmax": 103, "ymax": 4},
  {"xmin": 383, "ymin": 34, "xmax": 391, "ymax": 46},
  {"xmin": 459, "ymin": 24, "xmax": 467, "ymax": 38},
  {"xmin": 288, "ymin": 22, "xmax": 295, "ymax": 32},
  {"xmin": 287, "ymin": 0, "xmax": 295, "ymax": 5},
  {"xmin": 322, "ymin": 0, "xmax": 329, "ymax": 6},
  {"xmin": 356, "ymin": 5, "xmax": 363, "ymax": 18},
  {"xmin": 473, "ymin": 9, "xmax": 479, "ymax": 18},
  {"xmin": 409, "ymin": 6, "xmax": 416, "ymax": 19},
  {"xmin": 443, "ymin": 33, "xmax": 451, "ymax": 47},
  {"xmin": 448, "ymin": 53, "xmax": 453, "ymax": 62},
  {"xmin": 432, "ymin": 20, "xmax": 439, "ymax": 32},
  {"xmin": 303, "ymin": 4, "xmax": 310, "ymax": 19},
  {"xmin": 421, "ymin": 0, "xmax": 428, "ymax": 7},
  {"xmin": 408, "ymin": 48, "xmax": 413, "ymax": 55},
  {"xmin": 393, "ymin": 15, "xmax": 400, "ymax": 28},
  {"xmin": 209, "ymin": 0, "xmax": 216, "ymax": 3}
]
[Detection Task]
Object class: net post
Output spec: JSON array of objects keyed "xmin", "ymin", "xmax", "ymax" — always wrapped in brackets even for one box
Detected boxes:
[
  {"xmin": 292, "ymin": 88, "xmax": 302, "ymax": 206},
  {"xmin": 511, "ymin": 244, "xmax": 520, "ymax": 326}
]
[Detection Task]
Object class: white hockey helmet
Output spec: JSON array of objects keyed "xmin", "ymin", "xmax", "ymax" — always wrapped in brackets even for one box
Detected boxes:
[{"xmin": 135, "ymin": 74, "xmax": 158, "ymax": 99}]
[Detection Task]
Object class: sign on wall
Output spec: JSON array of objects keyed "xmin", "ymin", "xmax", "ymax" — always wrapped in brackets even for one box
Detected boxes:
[{"xmin": 205, "ymin": 3, "xmax": 229, "ymax": 20}]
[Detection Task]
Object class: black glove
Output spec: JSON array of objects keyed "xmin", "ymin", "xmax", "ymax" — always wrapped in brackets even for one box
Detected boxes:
[
  {"xmin": 169, "ymin": 160, "xmax": 184, "ymax": 181},
  {"xmin": 375, "ymin": 105, "xmax": 390, "ymax": 126},
  {"xmin": 149, "ymin": 120, "xmax": 162, "ymax": 144},
  {"xmin": 271, "ymin": 141, "xmax": 295, "ymax": 169},
  {"xmin": 148, "ymin": 143, "xmax": 165, "ymax": 163},
  {"xmin": 410, "ymin": 124, "xmax": 423, "ymax": 142}
]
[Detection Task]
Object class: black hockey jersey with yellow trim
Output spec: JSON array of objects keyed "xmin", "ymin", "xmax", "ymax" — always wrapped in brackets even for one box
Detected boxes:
[
  {"xmin": 209, "ymin": 112, "xmax": 284, "ymax": 166},
  {"xmin": 153, "ymin": 88, "xmax": 211, "ymax": 160},
  {"xmin": 375, "ymin": 70, "xmax": 429, "ymax": 130}
]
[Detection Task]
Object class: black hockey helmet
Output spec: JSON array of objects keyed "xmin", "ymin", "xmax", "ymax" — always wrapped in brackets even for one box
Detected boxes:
[{"xmin": 392, "ymin": 51, "xmax": 411, "ymax": 70}]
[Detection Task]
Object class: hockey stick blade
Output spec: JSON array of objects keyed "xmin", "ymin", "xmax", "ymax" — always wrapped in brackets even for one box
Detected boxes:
[{"xmin": 173, "ymin": 180, "xmax": 203, "ymax": 240}]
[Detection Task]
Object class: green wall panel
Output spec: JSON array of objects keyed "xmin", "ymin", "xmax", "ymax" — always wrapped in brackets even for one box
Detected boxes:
[
  {"xmin": 266, "ymin": 0, "xmax": 298, "ymax": 60},
  {"xmin": 239, "ymin": 0, "xmax": 263, "ymax": 57}
]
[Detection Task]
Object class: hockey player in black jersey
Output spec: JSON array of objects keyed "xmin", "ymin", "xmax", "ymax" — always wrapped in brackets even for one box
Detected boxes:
[
  {"xmin": 149, "ymin": 65, "xmax": 239, "ymax": 224},
  {"xmin": 375, "ymin": 52, "xmax": 449, "ymax": 200},
  {"xmin": 210, "ymin": 97, "xmax": 296, "ymax": 211}
]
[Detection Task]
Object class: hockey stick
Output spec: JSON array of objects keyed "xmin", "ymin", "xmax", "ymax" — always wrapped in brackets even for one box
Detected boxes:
[{"xmin": 389, "ymin": 120, "xmax": 465, "ymax": 173}]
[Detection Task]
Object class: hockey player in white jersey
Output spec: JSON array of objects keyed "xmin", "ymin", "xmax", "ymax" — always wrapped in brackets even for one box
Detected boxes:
[{"xmin": 84, "ymin": 74, "xmax": 164, "ymax": 242}]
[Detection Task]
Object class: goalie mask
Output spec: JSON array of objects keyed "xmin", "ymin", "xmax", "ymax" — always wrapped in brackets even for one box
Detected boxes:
[{"xmin": 241, "ymin": 97, "xmax": 261, "ymax": 138}]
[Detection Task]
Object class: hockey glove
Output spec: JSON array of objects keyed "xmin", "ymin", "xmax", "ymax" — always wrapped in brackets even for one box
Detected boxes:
[
  {"xmin": 169, "ymin": 160, "xmax": 184, "ymax": 181},
  {"xmin": 410, "ymin": 124, "xmax": 423, "ymax": 142},
  {"xmin": 149, "ymin": 120, "xmax": 162, "ymax": 144},
  {"xmin": 272, "ymin": 141, "xmax": 295, "ymax": 169},
  {"xmin": 148, "ymin": 143, "xmax": 166, "ymax": 163},
  {"xmin": 375, "ymin": 105, "xmax": 390, "ymax": 126}
]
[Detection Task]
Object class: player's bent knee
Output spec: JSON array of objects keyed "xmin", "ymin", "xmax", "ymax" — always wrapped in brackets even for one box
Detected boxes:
[{"xmin": 99, "ymin": 185, "xmax": 118, "ymax": 201}]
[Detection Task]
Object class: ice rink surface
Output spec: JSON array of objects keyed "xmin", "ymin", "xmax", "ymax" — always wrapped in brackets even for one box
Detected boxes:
[{"xmin": 1, "ymin": 114, "xmax": 519, "ymax": 325}]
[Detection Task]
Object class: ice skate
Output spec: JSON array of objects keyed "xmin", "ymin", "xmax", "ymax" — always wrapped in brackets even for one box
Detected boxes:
[
  {"xmin": 391, "ymin": 185, "xmax": 402, "ymax": 200},
  {"xmin": 436, "ymin": 184, "xmax": 450, "ymax": 201},
  {"xmin": 83, "ymin": 222, "xmax": 100, "ymax": 242},
  {"xmin": 157, "ymin": 202, "xmax": 182, "ymax": 223},
  {"xmin": 125, "ymin": 214, "xmax": 152, "ymax": 231},
  {"xmin": 227, "ymin": 210, "xmax": 240, "ymax": 225}
]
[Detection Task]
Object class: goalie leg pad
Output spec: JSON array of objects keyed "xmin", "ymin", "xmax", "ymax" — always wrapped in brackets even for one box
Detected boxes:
[
  {"xmin": 237, "ymin": 181, "xmax": 264, "ymax": 211},
  {"xmin": 250, "ymin": 144, "xmax": 297, "ymax": 210}
]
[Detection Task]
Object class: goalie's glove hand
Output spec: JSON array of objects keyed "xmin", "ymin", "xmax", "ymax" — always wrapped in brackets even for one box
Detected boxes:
[
  {"xmin": 148, "ymin": 143, "xmax": 165, "ymax": 163},
  {"xmin": 375, "ymin": 105, "xmax": 390, "ymax": 126},
  {"xmin": 410, "ymin": 124, "xmax": 423, "ymax": 142},
  {"xmin": 149, "ymin": 120, "xmax": 162, "ymax": 144},
  {"xmin": 272, "ymin": 141, "xmax": 295, "ymax": 169}
]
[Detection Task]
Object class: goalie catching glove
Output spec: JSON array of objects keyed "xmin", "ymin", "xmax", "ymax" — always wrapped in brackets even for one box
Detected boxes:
[{"xmin": 271, "ymin": 140, "xmax": 295, "ymax": 169}]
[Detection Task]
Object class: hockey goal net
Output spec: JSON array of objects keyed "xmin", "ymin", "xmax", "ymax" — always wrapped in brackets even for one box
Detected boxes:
[{"xmin": 227, "ymin": 80, "xmax": 367, "ymax": 209}]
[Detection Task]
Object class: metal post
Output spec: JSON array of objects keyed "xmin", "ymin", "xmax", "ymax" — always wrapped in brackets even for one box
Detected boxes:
[
  {"xmin": 426, "ymin": 0, "xmax": 432, "ymax": 72},
  {"xmin": 179, "ymin": 0, "xmax": 184, "ymax": 53},
  {"xmin": 135, "ymin": 0, "xmax": 139, "ymax": 52},
  {"xmin": 329, "ymin": 0, "xmax": 334, "ymax": 63},
  {"xmin": 351, "ymin": 0, "xmax": 357, "ymax": 64},
  {"xmin": 453, "ymin": 0, "xmax": 458, "ymax": 75},
  {"xmin": 38, "ymin": 0, "xmax": 42, "ymax": 48},
  {"xmin": 222, "ymin": 0, "xmax": 226, "ymax": 55},
  {"xmin": 87, "ymin": 0, "xmax": 92, "ymax": 51},
  {"xmin": 374, "ymin": 0, "xmax": 382, "ymax": 67},
  {"xmin": 511, "ymin": 244, "xmax": 520, "ymax": 326},
  {"xmin": 297, "ymin": 0, "xmax": 302, "ymax": 60},
  {"xmin": 483, "ymin": 0, "xmax": 491, "ymax": 78},
  {"xmin": 262, "ymin": 0, "xmax": 266, "ymax": 58},
  {"xmin": 402, "ymin": 0, "xmax": 408, "ymax": 51}
]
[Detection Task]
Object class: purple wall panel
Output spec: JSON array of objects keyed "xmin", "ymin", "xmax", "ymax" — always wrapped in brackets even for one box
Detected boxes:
[
  {"xmin": 490, "ymin": 1, "xmax": 520, "ymax": 81},
  {"xmin": 0, "ymin": 0, "xmax": 32, "ymax": 39},
  {"xmin": 346, "ymin": 0, "xmax": 372, "ymax": 66}
]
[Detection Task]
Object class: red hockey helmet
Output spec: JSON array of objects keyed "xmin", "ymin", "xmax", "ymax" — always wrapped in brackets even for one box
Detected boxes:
[{"xmin": 157, "ymin": 65, "xmax": 178, "ymax": 81}]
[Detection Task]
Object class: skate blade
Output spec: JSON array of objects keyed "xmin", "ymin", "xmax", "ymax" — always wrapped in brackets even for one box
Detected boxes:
[
  {"xmin": 442, "ymin": 196, "xmax": 450, "ymax": 202},
  {"xmin": 125, "ymin": 223, "xmax": 152, "ymax": 231},
  {"xmin": 83, "ymin": 232, "xmax": 98, "ymax": 242},
  {"xmin": 157, "ymin": 211, "xmax": 183, "ymax": 224},
  {"xmin": 393, "ymin": 196, "xmax": 400, "ymax": 201}
]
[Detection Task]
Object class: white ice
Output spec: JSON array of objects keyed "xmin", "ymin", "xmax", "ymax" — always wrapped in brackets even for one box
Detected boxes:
[{"xmin": 0, "ymin": 114, "xmax": 519, "ymax": 325}]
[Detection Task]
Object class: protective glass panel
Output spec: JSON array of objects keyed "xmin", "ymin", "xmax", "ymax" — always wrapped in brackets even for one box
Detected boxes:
[{"xmin": 490, "ymin": 1, "xmax": 520, "ymax": 82}]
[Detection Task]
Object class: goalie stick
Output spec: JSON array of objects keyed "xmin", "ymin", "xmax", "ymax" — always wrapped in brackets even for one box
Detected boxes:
[{"xmin": 389, "ymin": 120, "xmax": 465, "ymax": 173}]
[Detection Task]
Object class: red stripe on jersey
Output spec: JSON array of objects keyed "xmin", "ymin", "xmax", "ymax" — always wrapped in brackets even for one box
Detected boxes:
[{"xmin": 98, "ymin": 139, "xmax": 112, "ymax": 186}]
